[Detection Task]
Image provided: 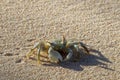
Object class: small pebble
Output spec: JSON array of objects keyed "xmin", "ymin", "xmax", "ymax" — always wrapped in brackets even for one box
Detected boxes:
[
  {"xmin": 27, "ymin": 38, "xmax": 35, "ymax": 42},
  {"xmin": 15, "ymin": 53, "xmax": 19, "ymax": 55},
  {"xmin": 0, "ymin": 52, "xmax": 3, "ymax": 54},
  {"xmin": 15, "ymin": 59, "xmax": 22, "ymax": 63},
  {"xmin": 15, "ymin": 47, "xmax": 20, "ymax": 50},
  {"xmin": 4, "ymin": 53, "xmax": 13, "ymax": 56}
]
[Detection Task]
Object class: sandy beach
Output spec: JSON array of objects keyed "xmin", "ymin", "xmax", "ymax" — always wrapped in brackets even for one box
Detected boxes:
[{"xmin": 0, "ymin": 0, "xmax": 120, "ymax": 80}]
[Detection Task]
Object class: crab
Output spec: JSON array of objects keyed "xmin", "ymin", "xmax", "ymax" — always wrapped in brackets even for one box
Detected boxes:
[{"xmin": 26, "ymin": 36, "xmax": 90, "ymax": 64}]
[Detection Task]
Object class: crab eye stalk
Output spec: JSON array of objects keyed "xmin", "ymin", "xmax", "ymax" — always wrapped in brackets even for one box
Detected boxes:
[{"xmin": 61, "ymin": 35, "xmax": 67, "ymax": 46}]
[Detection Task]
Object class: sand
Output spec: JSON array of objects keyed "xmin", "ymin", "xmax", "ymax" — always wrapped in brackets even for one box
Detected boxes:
[{"xmin": 0, "ymin": 0, "xmax": 120, "ymax": 80}]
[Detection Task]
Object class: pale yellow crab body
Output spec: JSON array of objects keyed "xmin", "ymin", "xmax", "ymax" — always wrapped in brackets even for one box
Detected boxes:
[{"xmin": 26, "ymin": 35, "xmax": 90, "ymax": 64}]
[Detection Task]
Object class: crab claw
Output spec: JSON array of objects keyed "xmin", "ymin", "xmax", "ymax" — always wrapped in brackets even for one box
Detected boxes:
[
  {"xmin": 48, "ymin": 47, "xmax": 63, "ymax": 63},
  {"xmin": 64, "ymin": 48, "xmax": 73, "ymax": 61}
]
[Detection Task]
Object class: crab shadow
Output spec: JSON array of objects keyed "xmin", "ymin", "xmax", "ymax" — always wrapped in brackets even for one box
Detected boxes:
[{"xmin": 43, "ymin": 43, "xmax": 113, "ymax": 71}]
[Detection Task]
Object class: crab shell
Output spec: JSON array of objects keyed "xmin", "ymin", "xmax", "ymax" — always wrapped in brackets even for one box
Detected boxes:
[{"xmin": 26, "ymin": 36, "xmax": 89, "ymax": 64}]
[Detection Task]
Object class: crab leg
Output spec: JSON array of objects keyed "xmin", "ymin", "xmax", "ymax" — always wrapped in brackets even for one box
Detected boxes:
[
  {"xmin": 36, "ymin": 42, "xmax": 50, "ymax": 64},
  {"xmin": 80, "ymin": 42, "xmax": 89, "ymax": 54},
  {"xmin": 67, "ymin": 41, "xmax": 89, "ymax": 54},
  {"xmin": 73, "ymin": 45, "xmax": 79, "ymax": 52},
  {"xmin": 26, "ymin": 42, "xmax": 40, "ymax": 59},
  {"xmin": 26, "ymin": 49, "xmax": 35, "ymax": 59},
  {"xmin": 37, "ymin": 48, "xmax": 41, "ymax": 64}
]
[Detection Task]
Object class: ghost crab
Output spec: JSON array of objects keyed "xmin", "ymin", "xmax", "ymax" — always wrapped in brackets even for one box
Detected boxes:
[{"xmin": 26, "ymin": 36, "xmax": 89, "ymax": 64}]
